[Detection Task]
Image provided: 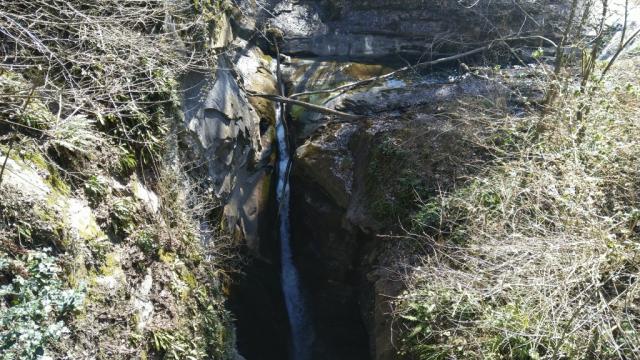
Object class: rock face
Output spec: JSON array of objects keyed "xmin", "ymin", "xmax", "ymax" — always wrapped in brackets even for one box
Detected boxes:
[
  {"xmin": 234, "ymin": 0, "xmax": 566, "ymax": 62},
  {"xmin": 217, "ymin": 1, "xmax": 563, "ymax": 359},
  {"xmin": 286, "ymin": 58, "xmax": 532, "ymax": 359},
  {"xmin": 181, "ymin": 47, "xmax": 276, "ymax": 257},
  {"xmin": 290, "ymin": 117, "xmax": 468, "ymax": 359},
  {"xmin": 179, "ymin": 40, "xmax": 296, "ymax": 360}
]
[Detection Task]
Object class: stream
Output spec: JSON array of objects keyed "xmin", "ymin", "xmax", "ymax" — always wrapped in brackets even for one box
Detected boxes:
[{"xmin": 275, "ymin": 80, "xmax": 314, "ymax": 359}]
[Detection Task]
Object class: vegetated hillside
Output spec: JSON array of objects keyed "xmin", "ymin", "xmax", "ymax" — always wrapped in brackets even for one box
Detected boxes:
[
  {"xmin": 2, "ymin": 0, "xmax": 639, "ymax": 359},
  {"xmin": 0, "ymin": 1, "xmax": 239, "ymax": 359},
  {"xmin": 396, "ymin": 56, "xmax": 640, "ymax": 358}
]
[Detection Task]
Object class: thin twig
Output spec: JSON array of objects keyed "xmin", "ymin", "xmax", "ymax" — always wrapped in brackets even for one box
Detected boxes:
[{"xmin": 0, "ymin": 137, "xmax": 15, "ymax": 186}]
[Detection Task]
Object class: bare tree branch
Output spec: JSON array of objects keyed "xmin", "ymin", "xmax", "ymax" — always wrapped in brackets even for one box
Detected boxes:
[
  {"xmin": 248, "ymin": 92, "xmax": 365, "ymax": 120},
  {"xmin": 288, "ymin": 45, "xmax": 491, "ymax": 99},
  {"xmin": 288, "ymin": 36, "xmax": 559, "ymax": 100},
  {"xmin": 600, "ymin": 27, "xmax": 640, "ymax": 80}
]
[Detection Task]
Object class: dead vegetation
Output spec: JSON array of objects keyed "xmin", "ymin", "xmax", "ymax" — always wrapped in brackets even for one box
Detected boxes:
[
  {"xmin": 396, "ymin": 56, "xmax": 640, "ymax": 359},
  {"xmin": 392, "ymin": 1, "xmax": 640, "ymax": 358}
]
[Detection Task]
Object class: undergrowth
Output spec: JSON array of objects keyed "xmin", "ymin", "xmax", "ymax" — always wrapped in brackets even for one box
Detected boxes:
[
  {"xmin": 0, "ymin": 1, "xmax": 237, "ymax": 359},
  {"xmin": 397, "ymin": 59, "xmax": 640, "ymax": 359},
  {"xmin": 0, "ymin": 250, "xmax": 85, "ymax": 360}
]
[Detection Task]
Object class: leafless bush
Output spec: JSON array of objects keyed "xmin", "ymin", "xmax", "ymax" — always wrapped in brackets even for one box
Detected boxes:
[{"xmin": 0, "ymin": 0, "xmax": 222, "ymax": 161}]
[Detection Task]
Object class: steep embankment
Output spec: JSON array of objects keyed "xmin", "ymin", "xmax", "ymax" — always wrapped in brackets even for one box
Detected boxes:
[
  {"xmin": 396, "ymin": 57, "xmax": 640, "ymax": 359},
  {"xmin": 0, "ymin": 1, "xmax": 269, "ymax": 359}
]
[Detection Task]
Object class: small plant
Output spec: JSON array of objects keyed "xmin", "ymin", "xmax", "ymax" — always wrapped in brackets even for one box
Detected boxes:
[
  {"xmin": 531, "ymin": 47, "xmax": 544, "ymax": 60},
  {"xmin": 84, "ymin": 175, "xmax": 109, "ymax": 204},
  {"xmin": 133, "ymin": 228, "xmax": 159, "ymax": 255},
  {"xmin": 0, "ymin": 250, "xmax": 85, "ymax": 359},
  {"xmin": 150, "ymin": 329, "xmax": 207, "ymax": 360},
  {"xmin": 110, "ymin": 198, "xmax": 137, "ymax": 236},
  {"xmin": 412, "ymin": 200, "xmax": 441, "ymax": 232},
  {"xmin": 116, "ymin": 148, "xmax": 138, "ymax": 177}
]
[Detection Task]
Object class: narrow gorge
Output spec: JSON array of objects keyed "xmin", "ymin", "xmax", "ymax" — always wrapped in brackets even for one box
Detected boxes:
[
  {"xmin": 225, "ymin": 1, "xmax": 568, "ymax": 359},
  {"xmin": 2, "ymin": 0, "xmax": 640, "ymax": 359}
]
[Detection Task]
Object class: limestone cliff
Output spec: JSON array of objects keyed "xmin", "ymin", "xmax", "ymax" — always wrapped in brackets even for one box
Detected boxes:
[{"xmin": 233, "ymin": 0, "xmax": 567, "ymax": 61}]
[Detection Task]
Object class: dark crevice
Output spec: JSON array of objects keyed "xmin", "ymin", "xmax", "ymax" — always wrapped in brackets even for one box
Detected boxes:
[
  {"xmin": 228, "ymin": 113, "xmax": 372, "ymax": 360},
  {"xmin": 290, "ymin": 168, "xmax": 372, "ymax": 360}
]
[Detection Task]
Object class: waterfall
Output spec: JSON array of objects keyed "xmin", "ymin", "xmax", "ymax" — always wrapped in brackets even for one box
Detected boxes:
[{"xmin": 275, "ymin": 98, "xmax": 314, "ymax": 360}]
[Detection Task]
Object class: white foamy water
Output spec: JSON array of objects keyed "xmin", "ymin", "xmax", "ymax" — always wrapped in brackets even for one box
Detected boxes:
[{"xmin": 275, "ymin": 98, "xmax": 313, "ymax": 360}]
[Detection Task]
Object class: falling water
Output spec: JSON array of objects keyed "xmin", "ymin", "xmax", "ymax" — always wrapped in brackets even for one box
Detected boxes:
[{"xmin": 275, "ymin": 99, "xmax": 314, "ymax": 360}]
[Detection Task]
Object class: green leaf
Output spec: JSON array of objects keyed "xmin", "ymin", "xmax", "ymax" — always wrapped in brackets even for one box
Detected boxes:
[
  {"xmin": 409, "ymin": 325, "xmax": 423, "ymax": 338},
  {"xmin": 401, "ymin": 314, "xmax": 419, "ymax": 321}
]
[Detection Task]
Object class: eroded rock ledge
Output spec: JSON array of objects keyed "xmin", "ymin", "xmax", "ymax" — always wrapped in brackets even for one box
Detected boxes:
[{"xmin": 233, "ymin": 0, "xmax": 567, "ymax": 62}]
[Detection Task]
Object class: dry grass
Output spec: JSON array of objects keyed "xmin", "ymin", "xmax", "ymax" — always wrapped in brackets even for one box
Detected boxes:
[{"xmin": 397, "ymin": 59, "xmax": 640, "ymax": 359}]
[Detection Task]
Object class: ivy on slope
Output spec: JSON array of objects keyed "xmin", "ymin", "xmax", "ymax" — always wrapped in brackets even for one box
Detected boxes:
[{"xmin": 0, "ymin": 251, "xmax": 84, "ymax": 360}]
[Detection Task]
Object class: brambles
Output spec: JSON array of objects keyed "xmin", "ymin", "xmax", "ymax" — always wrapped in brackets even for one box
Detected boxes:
[{"xmin": 0, "ymin": 0, "xmax": 217, "ymax": 168}]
